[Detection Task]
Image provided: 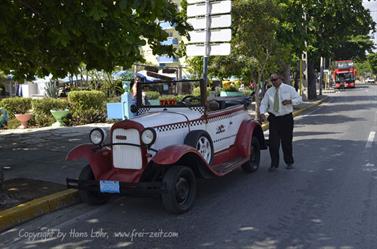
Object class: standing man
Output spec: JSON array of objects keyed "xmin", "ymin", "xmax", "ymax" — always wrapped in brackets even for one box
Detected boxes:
[{"xmin": 260, "ymin": 74, "xmax": 302, "ymax": 171}]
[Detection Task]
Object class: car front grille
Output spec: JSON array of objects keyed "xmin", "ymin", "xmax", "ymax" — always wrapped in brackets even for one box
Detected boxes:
[{"xmin": 112, "ymin": 128, "xmax": 143, "ymax": 169}]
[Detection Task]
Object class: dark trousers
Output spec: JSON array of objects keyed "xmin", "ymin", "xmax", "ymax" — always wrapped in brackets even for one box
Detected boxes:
[{"xmin": 268, "ymin": 113, "xmax": 294, "ymax": 167}]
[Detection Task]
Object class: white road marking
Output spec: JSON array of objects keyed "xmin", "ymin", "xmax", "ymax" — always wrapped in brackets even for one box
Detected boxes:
[{"xmin": 365, "ymin": 131, "xmax": 376, "ymax": 148}]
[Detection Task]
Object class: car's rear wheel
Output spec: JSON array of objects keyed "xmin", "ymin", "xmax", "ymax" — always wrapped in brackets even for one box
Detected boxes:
[
  {"xmin": 79, "ymin": 165, "xmax": 109, "ymax": 205},
  {"xmin": 242, "ymin": 137, "xmax": 260, "ymax": 173},
  {"xmin": 184, "ymin": 130, "xmax": 214, "ymax": 164},
  {"xmin": 161, "ymin": 166, "xmax": 197, "ymax": 214}
]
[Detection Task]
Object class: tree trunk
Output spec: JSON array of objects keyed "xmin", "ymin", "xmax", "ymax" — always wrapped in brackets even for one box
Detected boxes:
[
  {"xmin": 0, "ymin": 167, "xmax": 3, "ymax": 192},
  {"xmin": 307, "ymin": 57, "xmax": 317, "ymax": 100},
  {"xmin": 294, "ymin": 61, "xmax": 300, "ymax": 92},
  {"xmin": 282, "ymin": 62, "xmax": 291, "ymax": 85}
]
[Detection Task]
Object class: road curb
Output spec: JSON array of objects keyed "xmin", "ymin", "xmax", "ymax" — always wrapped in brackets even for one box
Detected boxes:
[
  {"xmin": 261, "ymin": 96, "xmax": 328, "ymax": 131},
  {"xmin": 0, "ymin": 189, "xmax": 79, "ymax": 232}
]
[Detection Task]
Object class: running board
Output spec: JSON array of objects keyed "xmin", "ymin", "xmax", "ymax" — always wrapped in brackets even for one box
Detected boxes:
[{"xmin": 212, "ymin": 157, "xmax": 249, "ymax": 175}]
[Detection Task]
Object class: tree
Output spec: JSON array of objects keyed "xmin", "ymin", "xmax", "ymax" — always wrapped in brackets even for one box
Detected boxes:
[
  {"xmin": 302, "ymin": 0, "xmax": 375, "ymax": 99},
  {"xmin": 0, "ymin": 0, "xmax": 190, "ymax": 80},
  {"xmin": 227, "ymin": 0, "xmax": 283, "ymax": 119},
  {"xmin": 355, "ymin": 60, "xmax": 372, "ymax": 79},
  {"xmin": 367, "ymin": 53, "xmax": 377, "ymax": 76}
]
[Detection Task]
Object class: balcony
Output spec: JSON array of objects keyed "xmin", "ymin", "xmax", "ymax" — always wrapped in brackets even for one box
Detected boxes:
[
  {"xmin": 160, "ymin": 37, "xmax": 179, "ymax": 46},
  {"xmin": 157, "ymin": 55, "xmax": 179, "ymax": 64}
]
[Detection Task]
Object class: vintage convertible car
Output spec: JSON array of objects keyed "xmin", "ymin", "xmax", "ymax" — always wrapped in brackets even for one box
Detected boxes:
[{"xmin": 66, "ymin": 79, "xmax": 267, "ymax": 213}]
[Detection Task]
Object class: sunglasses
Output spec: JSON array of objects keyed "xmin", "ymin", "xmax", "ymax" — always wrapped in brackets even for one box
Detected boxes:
[{"xmin": 271, "ymin": 78, "xmax": 279, "ymax": 82}]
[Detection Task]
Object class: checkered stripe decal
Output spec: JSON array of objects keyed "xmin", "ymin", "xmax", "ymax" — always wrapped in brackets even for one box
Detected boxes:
[
  {"xmin": 189, "ymin": 119, "xmax": 204, "ymax": 127},
  {"xmin": 190, "ymin": 106, "xmax": 205, "ymax": 114},
  {"xmin": 156, "ymin": 122, "xmax": 189, "ymax": 132},
  {"xmin": 137, "ymin": 108, "xmax": 151, "ymax": 115}
]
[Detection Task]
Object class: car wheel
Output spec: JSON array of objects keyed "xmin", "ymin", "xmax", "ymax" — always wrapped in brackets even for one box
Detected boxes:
[
  {"xmin": 242, "ymin": 137, "xmax": 261, "ymax": 173},
  {"xmin": 184, "ymin": 130, "xmax": 214, "ymax": 164},
  {"xmin": 161, "ymin": 166, "xmax": 197, "ymax": 214},
  {"xmin": 79, "ymin": 165, "xmax": 109, "ymax": 205}
]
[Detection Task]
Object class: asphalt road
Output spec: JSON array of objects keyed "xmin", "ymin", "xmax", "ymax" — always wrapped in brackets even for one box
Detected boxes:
[{"xmin": 2, "ymin": 85, "xmax": 377, "ymax": 249}]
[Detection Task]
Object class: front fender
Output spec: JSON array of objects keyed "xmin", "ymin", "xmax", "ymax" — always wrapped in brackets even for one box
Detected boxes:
[
  {"xmin": 151, "ymin": 144, "xmax": 204, "ymax": 165},
  {"xmin": 66, "ymin": 144, "xmax": 98, "ymax": 161},
  {"xmin": 151, "ymin": 145, "xmax": 217, "ymax": 178},
  {"xmin": 66, "ymin": 144, "xmax": 112, "ymax": 179}
]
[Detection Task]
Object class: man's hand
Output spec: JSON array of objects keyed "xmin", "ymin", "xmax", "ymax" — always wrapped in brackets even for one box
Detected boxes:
[
  {"xmin": 282, "ymin": 99, "xmax": 292, "ymax": 105},
  {"xmin": 259, "ymin": 114, "xmax": 267, "ymax": 123}
]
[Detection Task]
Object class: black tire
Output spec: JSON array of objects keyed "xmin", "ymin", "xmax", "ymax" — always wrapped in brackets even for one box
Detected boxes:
[
  {"xmin": 242, "ymin": 137, "xmax": 261, "ymax": 173},
  {"xmin": 79, "ymin": 165, "xmax": 109, "ymax": 205},
  {"xmin": 161, "ymin": 166, "xmax": 197, "ymax": 214},
  {"xmin": 184, "ymin": 130, "xmax": 214, "ymax": 165}
]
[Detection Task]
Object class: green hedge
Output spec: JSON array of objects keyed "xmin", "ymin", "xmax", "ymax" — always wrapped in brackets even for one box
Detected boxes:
[
  {"xmin": 68, "ymin": 90, "xmax": 106, "ymax": 125},
  {"xmin": 193, "ymin": 86, "xmax": 211, "ymax": 96},
  {"xmin": 32, "ymin": 98, "xmax": 69, "ymax": 127},
  {"xmin": 0, "ymin": 97, "xmax": 32, "ymax": 117}
]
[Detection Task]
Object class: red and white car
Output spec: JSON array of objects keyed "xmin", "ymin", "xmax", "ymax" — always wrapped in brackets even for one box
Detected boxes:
[{"xmin": 66, "ymin": 79, "xmax": 267, "ymax": 213}]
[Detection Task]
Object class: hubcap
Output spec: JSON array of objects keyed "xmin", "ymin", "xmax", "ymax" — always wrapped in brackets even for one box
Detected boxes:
[
  {"xmin": 196, "ymin": 136, "xmax": 212, "ymax": 163},
  {"xmin": 176, "ymin": 177, "xmax": 190, "ymax": 204}
]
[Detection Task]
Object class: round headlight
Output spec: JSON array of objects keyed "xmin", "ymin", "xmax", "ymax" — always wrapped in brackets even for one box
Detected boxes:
[
  {"xmin": 89, "ymin": 128, "xmax": 106, "ymax": 145},
  {"xmin": 141, "ymin": 128, "xmax": 156, "ymax": 145}
]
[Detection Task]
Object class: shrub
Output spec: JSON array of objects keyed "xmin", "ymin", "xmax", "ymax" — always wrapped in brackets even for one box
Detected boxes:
[
  {"xmin": 0, "ymin": 97, "xmax": 32, "ymax": 117},
  {"xmin": 7, "ymin": 118, "xmax": 20, "ymax": 129},
  {"xmin": 68, "ymin": 90, "xmax": 106, "ymax": 125},
  {"xmin": 144, "ymin": 91, "xmax": 160, "ymax": 100},
  {"xmin": 242, "ymin": 89, "xmax": 254, "ymax": 96},
  {"xmin": 44, "ymin": 80, "xmax": 59, "ymax": 98},
  {"xmin": 222, "ymin": 84, "xmax": 239, "ymax": 92},
  {"xmin": 32, "ymin": 98, "xmax": 69, "ymax": 127},
  {"xmin": 193, "ymin": 87, "xmax": 211, "ymax": 96},
  {"xmin": 68, "ymin": 90, "xmax": 106, "ymax": 109}
]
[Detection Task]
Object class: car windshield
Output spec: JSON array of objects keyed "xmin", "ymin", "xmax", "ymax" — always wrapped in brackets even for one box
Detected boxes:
[
  {"xmin": 137, "ymin": 80, "xmax": 205, "ymax": 107},
  {"xmin": 336, "ymin": 72, "xmax": 354, "ymax": 82}
]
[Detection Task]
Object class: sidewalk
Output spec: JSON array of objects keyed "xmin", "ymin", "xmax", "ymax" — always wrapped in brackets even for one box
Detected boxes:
[{"xmin": 0, "ymin": 96, "xmax": 328, "ymax": 231}]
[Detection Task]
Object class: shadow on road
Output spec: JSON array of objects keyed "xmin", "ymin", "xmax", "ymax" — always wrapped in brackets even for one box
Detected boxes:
[{"xmin": 297, "ymin": 114, "xmax": 364, "ymax": 125}]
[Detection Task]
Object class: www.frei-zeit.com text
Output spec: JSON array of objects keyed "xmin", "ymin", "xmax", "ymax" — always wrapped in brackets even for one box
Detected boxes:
[{"xmin": 18, "ymin": 228, "xmax": 179, "ymax": 242}]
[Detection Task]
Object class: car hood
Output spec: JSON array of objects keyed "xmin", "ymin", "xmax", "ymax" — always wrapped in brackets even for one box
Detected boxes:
[{"xmin": 131, "ymin": 110, "xmax": 202, "ymax": 128}]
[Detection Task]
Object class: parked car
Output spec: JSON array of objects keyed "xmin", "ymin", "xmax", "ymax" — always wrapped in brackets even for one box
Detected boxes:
[
  {"xmin": 365, "ymin": 77, "xmax": 375, "ymax": 84},
  {"xmin": 66, "ymin": 79, "xmax": 267, "ymax": 213}
]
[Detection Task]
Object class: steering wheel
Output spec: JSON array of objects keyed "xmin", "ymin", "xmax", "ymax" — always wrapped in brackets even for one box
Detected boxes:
[{"xmin": 181, "ymin": 95, "xmax": 201, "ymax": 106}]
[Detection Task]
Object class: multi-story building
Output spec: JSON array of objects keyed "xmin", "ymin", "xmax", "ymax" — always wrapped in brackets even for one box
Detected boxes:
[{"xmin": 140, "ymin": 0, "xmax": 185, "ymax": 70}]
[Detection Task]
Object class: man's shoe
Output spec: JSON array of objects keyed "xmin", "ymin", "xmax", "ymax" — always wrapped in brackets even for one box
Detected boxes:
[{"xmin": 286, "ymin": 164, "xmax": 294, "ymax": 169}]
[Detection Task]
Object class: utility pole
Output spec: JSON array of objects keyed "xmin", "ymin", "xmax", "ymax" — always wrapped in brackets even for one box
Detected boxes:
[
  {"xmin": 319, "ymin": 56, "xmax": 324, "ymax": 95},
  {"xmin": 301, "ymin": 7, "xmax": 308, "ymax": 100},
  {"xmin": 202, "ymin": 0, "xmax": 210, "ymax": 88}
]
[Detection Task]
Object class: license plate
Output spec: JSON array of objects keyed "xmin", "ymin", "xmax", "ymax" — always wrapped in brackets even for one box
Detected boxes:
[{"xmin": 99, "ymin": 180, "xmax": 120, "ymax": 193}]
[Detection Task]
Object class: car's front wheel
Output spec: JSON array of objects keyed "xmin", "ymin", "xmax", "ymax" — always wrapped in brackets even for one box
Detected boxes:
[
  {"xmin": 184, "ymin": 130, "xmax": 214, "ymax": 164},
  {"xmin": 241, "ymin": 137, "xmax": 261, "ymax": 173},
  {"xmin": 79, "ymin": 165, "xmax": 109, "ymax": 205},
  {"xmin": 161, "ymin": 166, "xmax": 197, "ymax": 214}
]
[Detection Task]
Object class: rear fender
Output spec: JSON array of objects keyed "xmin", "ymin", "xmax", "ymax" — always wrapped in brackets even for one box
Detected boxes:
[
  {"xmin": 66, "ymin": 144, "xmax": 112, "ymax": 179},
  {"xmin": 151, "ymin": 144, "xmax": 216, "ymax": 178},
  {"xmin": 236, "ymin": 120, "xmax": 267, "ymax": 158}
]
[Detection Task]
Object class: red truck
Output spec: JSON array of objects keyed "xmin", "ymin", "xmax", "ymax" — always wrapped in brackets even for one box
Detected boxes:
[{"xmin": 333, "ymin": 60, "xmax": 356, "ymax": 89}]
